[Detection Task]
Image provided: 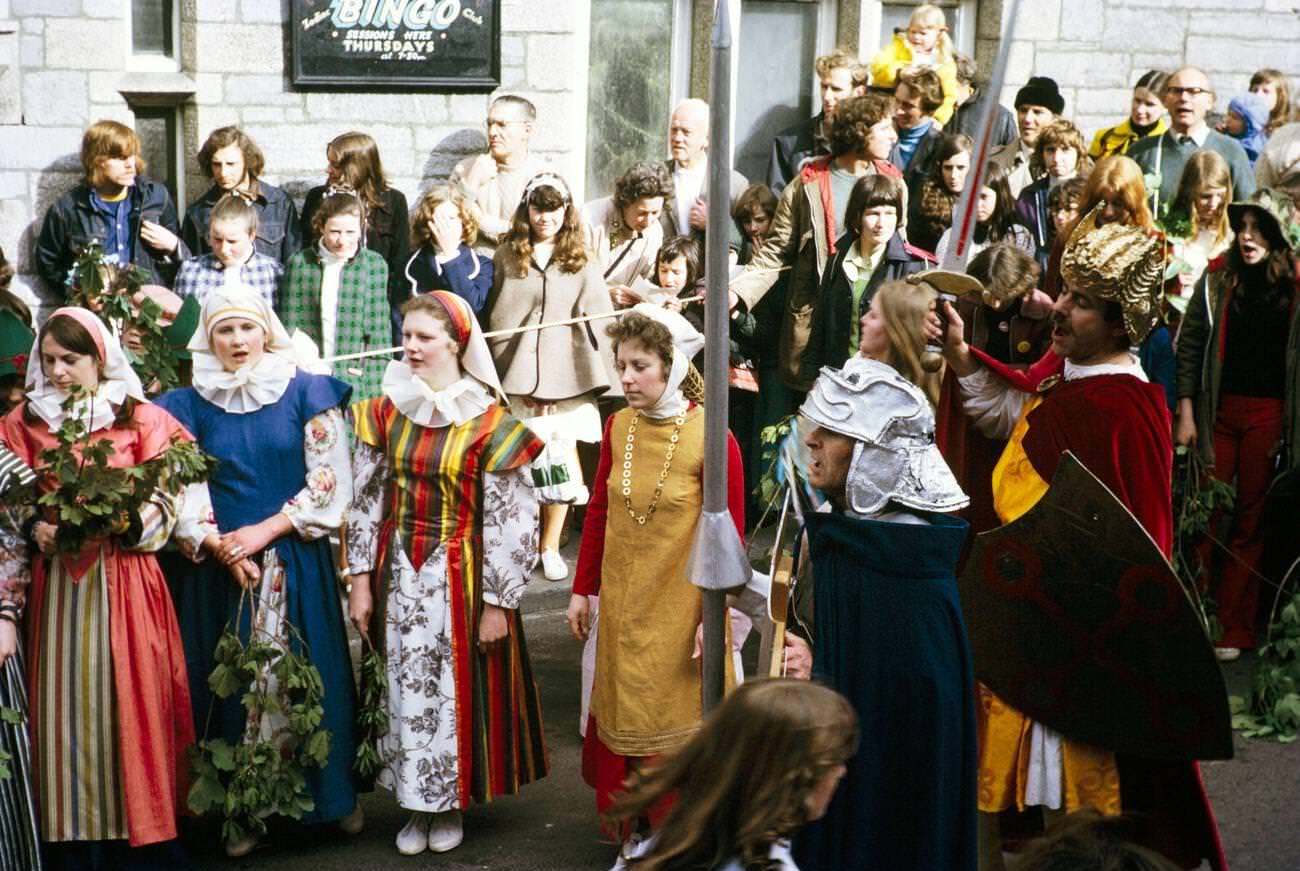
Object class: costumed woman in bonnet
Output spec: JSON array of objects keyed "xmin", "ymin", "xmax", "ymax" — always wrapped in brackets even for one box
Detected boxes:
[
  {"xmin": 0, "ymin": 307, "xmax": 210, "ymax": 867},
  {"xmin": 780, "ymin": 355, "xmax": 976, "ymax": 871},
  {"xmin": 153, "ymin": 284, "xmax": 361, "ymax": 856},
  {"xmin": 345, "ymin": 290, "xmax": 548, "ymax": 856},
  {"xmin": 565, "ymin": 304, "xmax": 746, "ymax": 849},
  {"xmin": 482, "ymin": 170, "xmax": 617, "ymax": 582}
]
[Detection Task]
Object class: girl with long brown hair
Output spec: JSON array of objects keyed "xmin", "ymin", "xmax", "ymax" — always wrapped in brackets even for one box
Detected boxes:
[
  {"xmin": 301, "ymin": 132, "xmax": 411, "ymax": 317},
  {"xmin": 909, "ymin": 133, "xmax": 973, "ymax": 255},
  {"xmin": 1165, "ymin": 151, "xmax": 1234, "ymax": 302},
  {"xmin": 608, "ymin": 679, "xmax": 857, "ymax": 871},
  {"xmin": 483, "ymin": 172, "xmax": 615, "ymax": 582},
  {"xmin": 1250, "ymin": 68, "xmax": 1294, "ymax": 134}
]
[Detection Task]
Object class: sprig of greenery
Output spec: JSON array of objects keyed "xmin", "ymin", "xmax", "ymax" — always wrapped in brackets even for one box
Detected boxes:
[
  {"xmin": 1171, "ymin": 445, "xmax": 1234, "ymax": 639},
  {"xmin": 66, "ymin": 241, "xmax": 181, "ymax": 392},
  {"xmin": 0, "ymin": 706, "xmax": 22, "ymax": 781},
  {"xmin": 1230, "ymin": 588, "xmax": 1300, "ymax": 743},
  {"xmin": 755, "ymin": 415, "xmax": 796, "ymax": 516},
  {"xmin": 35, "ymin": 386, "xmax": 215, "ymax": 555},
  {"xmin": 353, "ymin": 643, "xmax": 388, "ymax": 780},
  {"xmin": 187, "ymin": 587, "xmax": 332, "ymax": 845}
]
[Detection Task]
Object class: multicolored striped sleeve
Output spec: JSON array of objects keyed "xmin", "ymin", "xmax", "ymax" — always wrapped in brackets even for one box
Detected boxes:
[
  {"xmin": 349, "ymin": 397, "xmax": 389, "ymax": 449},
  {"xmin": 482, "ymin": 412, "xmax": 545, "ymax": 474}
]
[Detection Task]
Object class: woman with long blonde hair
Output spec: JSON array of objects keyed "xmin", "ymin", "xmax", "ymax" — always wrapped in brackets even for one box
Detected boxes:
[
  {"xmin": 608, "ymin": 679, "xmax": 858, "ymax": 871},
  {"xmin": 1166, "ymin": 151, "xmax": 1234, "ymax": 297},
  {"xmin": 857, "ymin": 279, "xmax": 944, "ymax": 406}
]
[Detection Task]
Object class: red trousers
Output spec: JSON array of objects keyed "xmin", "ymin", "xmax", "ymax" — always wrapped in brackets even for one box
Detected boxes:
[{"xmin": 1206, "ymin": 394, "xmax": 1284, "ymax": 649}]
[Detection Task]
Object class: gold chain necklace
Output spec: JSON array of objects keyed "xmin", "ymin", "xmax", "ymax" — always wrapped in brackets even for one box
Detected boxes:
[{"xmin": 621, "ymin": 410, "xmax": 687, "ymax": 525}]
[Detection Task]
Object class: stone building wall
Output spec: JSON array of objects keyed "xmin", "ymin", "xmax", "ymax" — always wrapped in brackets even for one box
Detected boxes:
[
  {"xmin": 975, "ymin": 0, "xmax": 1298, "ymax": 137},
  {"xmin": 0, "ymin": 0, "xmax": 591, "ymax": 309},
  {"xmin": 0, "ymin": 0, "xmax": 1296, "ymax": 310}
]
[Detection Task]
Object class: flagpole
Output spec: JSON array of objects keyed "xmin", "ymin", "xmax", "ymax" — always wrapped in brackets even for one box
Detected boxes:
[{"xmin": 700, "ymin": 0, "xmax": 733, "ymax": 713}]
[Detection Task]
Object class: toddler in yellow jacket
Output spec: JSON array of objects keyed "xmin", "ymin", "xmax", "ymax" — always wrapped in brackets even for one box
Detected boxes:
[{"xmin": 869, "ymin": 4, "xmax": 958, "ymax": 126}]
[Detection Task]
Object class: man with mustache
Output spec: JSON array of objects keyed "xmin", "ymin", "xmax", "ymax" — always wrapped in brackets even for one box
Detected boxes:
[{"xmin": 937, "ymin": 215, "xmax": 1227, "ymax": 871}]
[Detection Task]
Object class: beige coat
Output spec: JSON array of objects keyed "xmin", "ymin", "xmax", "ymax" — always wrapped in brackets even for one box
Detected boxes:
[
  {"xmin": 989, "ymin": 140, "xmax": 1038, "ymax": 199},
  {"xmin": 581, "ymin": 196, "xmax": 663, "ymax": 291},
  {"xmin": 484, "ymin": 247, "xmax": 618, "ymax": 402}
]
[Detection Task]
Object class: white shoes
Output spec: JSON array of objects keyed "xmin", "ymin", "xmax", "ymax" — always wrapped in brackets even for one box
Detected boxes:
[
  {"xmin": 541, "ymin": 549, "xmax": 568, "ymax": 581},
  {"xmin": 395, "ymin": 811, "xmax": 432, "ymax": 855},
  {"xmin": 396, "ymin": 809, "xmax": 463, "ymax": 854},
  {"xmin": 427, "ymin": 810, "xmax": 464, "ymax": 853},
  {"xmin": 1215, "ymin": 646, "xmax": 1242, "ymax": 662}
]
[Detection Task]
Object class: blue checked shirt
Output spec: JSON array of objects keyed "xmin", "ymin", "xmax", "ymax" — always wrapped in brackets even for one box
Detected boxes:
[{"xmin": 174, "ymin": 252, "xmax": 284, "ymax": 307}]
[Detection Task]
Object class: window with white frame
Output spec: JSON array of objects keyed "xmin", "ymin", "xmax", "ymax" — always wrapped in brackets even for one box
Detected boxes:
[{"xmin": 128, "ymin": 0, "xmax": 180, "ymax": 71}]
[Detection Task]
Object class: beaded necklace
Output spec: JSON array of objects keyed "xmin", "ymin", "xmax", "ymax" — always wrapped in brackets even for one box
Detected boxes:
[{"xmin": 621, "ymin": 410, "xmax": 687, "ymax": 525}]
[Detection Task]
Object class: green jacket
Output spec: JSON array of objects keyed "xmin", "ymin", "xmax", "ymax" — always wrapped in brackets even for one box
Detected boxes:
[
  {"xmin": 278, "ymin": 247, "xmax": 390, "ymax": 401},
  {"xmin": 1175, "ymin": 263, "xmax": 1300, "ymax": 472}
]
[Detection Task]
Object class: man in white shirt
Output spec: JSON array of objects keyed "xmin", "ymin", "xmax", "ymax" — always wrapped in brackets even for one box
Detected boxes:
[{"xmin": 660, "ymin": 98, "xmax": 748, "ymax": 251}]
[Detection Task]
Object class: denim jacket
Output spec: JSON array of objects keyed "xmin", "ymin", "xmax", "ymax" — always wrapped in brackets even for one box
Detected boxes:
[
  {"xmin": 35, "ymin": 179, "xmax": 187, "ymax": 298},
  {"xmin": 181, "ymin": 180, "xmax": 301, "ymax": 266}
]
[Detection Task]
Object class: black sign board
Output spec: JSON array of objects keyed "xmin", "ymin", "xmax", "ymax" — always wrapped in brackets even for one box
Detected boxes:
[{"xmin": 291, "ymin": 0, "xmax": 500, "ymax": 90}]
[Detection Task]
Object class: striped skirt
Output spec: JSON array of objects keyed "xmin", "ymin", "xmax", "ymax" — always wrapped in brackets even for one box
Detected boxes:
[
  {"xmin": 0, "ymin": 649, "xmax": 41, "ymax": 869},
  {"xmin": 33, "ymin": 559, "xmax": 127, "ymax": 842}
]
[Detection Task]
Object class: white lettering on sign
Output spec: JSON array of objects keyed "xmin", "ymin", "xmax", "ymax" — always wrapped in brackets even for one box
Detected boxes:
[{"xmin": 330, "ymin": 0, "xmax": 462, "ymax": 30}]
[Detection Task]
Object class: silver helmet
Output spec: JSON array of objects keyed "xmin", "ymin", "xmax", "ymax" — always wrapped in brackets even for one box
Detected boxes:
[{"xmin": 800, "ymin": 357, "xmax": 968, "ymax": 516}]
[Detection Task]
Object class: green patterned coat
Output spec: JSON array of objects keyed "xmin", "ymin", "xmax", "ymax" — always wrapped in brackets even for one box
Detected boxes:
[{"xmin": 279, "ymin": 247, "xmax": 390, "ymax": 400}]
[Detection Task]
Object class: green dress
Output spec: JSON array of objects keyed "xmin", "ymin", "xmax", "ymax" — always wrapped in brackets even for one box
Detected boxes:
[{"xmin": 278, "ymin": 246, "xmax": 390, "ymax": 400}]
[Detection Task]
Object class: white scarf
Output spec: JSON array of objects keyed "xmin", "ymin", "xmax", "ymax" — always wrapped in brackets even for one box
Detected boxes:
[
  {"xmin": 193, "ymin": 350, "xmax": 297, "ymax": 414},
  {"xmin": 381, "ymin": 361, "xmax": 493, "ymax": 427},
  {"xmin": 24, "ymin": 307, "xmax": 145, "ymax": 434},
  {"xmin": 317, "ymin": 240, "xmax": 350, "ymax": 361},
  {"xmin": 630, "ymin": 303, "xmax": 704, "ymax": 420}
]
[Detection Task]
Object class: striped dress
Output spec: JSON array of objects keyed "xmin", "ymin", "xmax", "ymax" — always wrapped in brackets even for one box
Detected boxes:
[
  {"xmin": 347, "ymin": 397, "xmax": 546, "ymax": 811},
  {"xmin": 0, "ymin": 403, "xmax": 198, "ymax": 848}
]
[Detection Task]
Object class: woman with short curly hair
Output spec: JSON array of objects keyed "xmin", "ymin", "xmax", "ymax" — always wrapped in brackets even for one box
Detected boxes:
[
  {"xmin": 566, "ymin": 305, "xmax": 745, "ymax": 839},
  {"xmin": 583, "ymin": 162, "xmax": 674, "ymax": 305}
]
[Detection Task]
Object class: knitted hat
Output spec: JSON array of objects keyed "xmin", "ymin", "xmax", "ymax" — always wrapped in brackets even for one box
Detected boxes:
[
  {"xmin": 1227, "ymin": 188, "xmax": 1300, "ymax": 252},
  {"xmin": 1014, "ymin": 76, "xmax": 1064, "ymax": 114},
  {"xmin": 1059, "ymin": 209, "xmax": 1164, "ymax": 343}
]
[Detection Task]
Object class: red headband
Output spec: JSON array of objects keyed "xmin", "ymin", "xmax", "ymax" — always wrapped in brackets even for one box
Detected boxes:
[
  {"xmin": 48, "ymin": 307, "xmax": 107, "ymax": 360},
  {"xmin": 426, "ymin": 291, "xmax": 473, "ymax": 346}
]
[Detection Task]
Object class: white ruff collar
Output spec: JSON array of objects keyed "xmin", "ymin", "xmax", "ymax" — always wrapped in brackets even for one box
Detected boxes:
[
  {"xmin": 382, "ymin": 361, "xmax": 493, "ymax": 427},
  {"xmin": 192, "ymin": 351, "xmax": 297, "ymax": 413},
  {"xmin": 26, "ymin": 380, "xmax": 128, "ymax": 433},
  {"xmin": 1063, "ymin": 355, "xmax": 1147, "ymax": 382}
]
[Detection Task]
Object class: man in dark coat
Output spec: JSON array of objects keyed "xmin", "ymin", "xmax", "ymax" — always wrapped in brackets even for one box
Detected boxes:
[
  {"xmin": 950, "ymin": 54, "xmax": 1017, "ymax": 149},
  {"xmin": 766, "ymin": 48, "xmax": 866, "ymax": 194}
]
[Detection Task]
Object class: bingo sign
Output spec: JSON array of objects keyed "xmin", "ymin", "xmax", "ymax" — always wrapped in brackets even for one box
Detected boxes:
[{"xmin": 291, "ymin": 0, "xmax": 500, "ymax": 90}]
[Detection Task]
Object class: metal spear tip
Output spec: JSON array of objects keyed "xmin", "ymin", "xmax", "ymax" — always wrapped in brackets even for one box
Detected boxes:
[{"xmin": 711, "ymin": 0, "xmax": 732, "ymax": 48}]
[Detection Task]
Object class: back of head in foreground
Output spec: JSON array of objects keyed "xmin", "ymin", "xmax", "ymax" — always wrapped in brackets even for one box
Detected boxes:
[
  {"xmin": 1010, "ymin": 811, "xmax": 1181, "ymax": 871},
  {"xmin": 607, "ymin": 679, "xmax": 857, "ymax": 871}
]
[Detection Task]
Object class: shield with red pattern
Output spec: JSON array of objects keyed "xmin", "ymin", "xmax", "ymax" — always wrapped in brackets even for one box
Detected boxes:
[{"xmin": 959, "ymin": 451, "xmax": 1233, "ymax": 761}]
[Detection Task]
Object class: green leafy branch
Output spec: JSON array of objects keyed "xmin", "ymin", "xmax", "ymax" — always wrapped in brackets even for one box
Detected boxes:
[
  {"xmin": 0, "ymin": 705, "xmax": 22, "ymax": 781},
  {"xmin": 1171, "ymin": 445, "xmax": 1234, "ymax": 639},
  {"xmin": 187, "ymin": 586, "xmax": 331, "ymax": 846},
  {"xmin": 353, "ymin": 643, "xmax": 388, "ymax": 781},
  {"xmin": 1231, "ymin": 585, "xmax": 1300, "ymax": 743},
  {"xmin": 35, "ymin": 387, "xmax": 215, "ymax": 555},
  {"xmin": 67, "ymin": 241, "xmax": 181, "ymax": 392}
]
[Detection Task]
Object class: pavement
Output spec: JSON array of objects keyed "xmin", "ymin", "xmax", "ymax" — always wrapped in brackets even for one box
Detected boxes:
[{"xmin": 186, "ymin": 533, "xmax": 1300, "ymax": 870}]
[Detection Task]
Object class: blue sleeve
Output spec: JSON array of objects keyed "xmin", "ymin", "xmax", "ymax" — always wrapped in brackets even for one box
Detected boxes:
[
  {"xmin": 152, "ymin": 388, "xmax": 197, "ymax": 434},
  {"xmin": 437, "ymin": 245, "xmax": 493, "ymax": 313},
  {"xmin": 296, "ymin": 371, "xmax": 353, "ymax": 423}
]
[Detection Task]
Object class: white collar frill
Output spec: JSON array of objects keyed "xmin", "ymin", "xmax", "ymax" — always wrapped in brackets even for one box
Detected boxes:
[
  {"xmin": 192, "ymin": 350, "xmax": 297, "ymax": 414},
  {"xmin": 382, "ymin": 361, "xmax": 494, "ymax": 427},
  {"xmin": 26, "ymin": 380, "xmax": 129, "ymax": 434}
]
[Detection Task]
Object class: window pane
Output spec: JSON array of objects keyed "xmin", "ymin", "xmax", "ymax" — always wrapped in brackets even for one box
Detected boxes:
[
  {"xmin": 585, "ymin": 0, "xmax": 675, "ymax": 199},
  {"xmin": 133, "ymin": 108, "xmax": 179, "ymax": 205},
  {"xmin": 132, "ymin": 0, "xmax": 174, "ymax": 57},
  {"xmin": 736, "ymin": 0, "xmax": 820, "ymax": 184}
]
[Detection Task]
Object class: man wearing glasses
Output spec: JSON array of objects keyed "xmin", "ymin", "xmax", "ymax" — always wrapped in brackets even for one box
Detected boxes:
[
  {"xmin": 450, "ymin": 95, "xmax": 547, "ymax": 251},
  {"xmin": 1129, "ymin": 66, "xmax": 1256, "ymax": 208}
]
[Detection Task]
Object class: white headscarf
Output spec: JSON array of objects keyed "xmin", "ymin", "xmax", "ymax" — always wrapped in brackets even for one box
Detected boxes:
[
  {"xmin": 628, "ymin": 303, "xmax": 704, "ymax": 420},
  {"xmin": 383, "ymin": 291, "xmax": 505, "ymax": 427},
  {"xmin": 189, "ymin": 285, "xmax": 300, "ymax": 413},
  {"xmin": 25, "ymin": 307, "xmax": 146, "ymax": 433}
]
